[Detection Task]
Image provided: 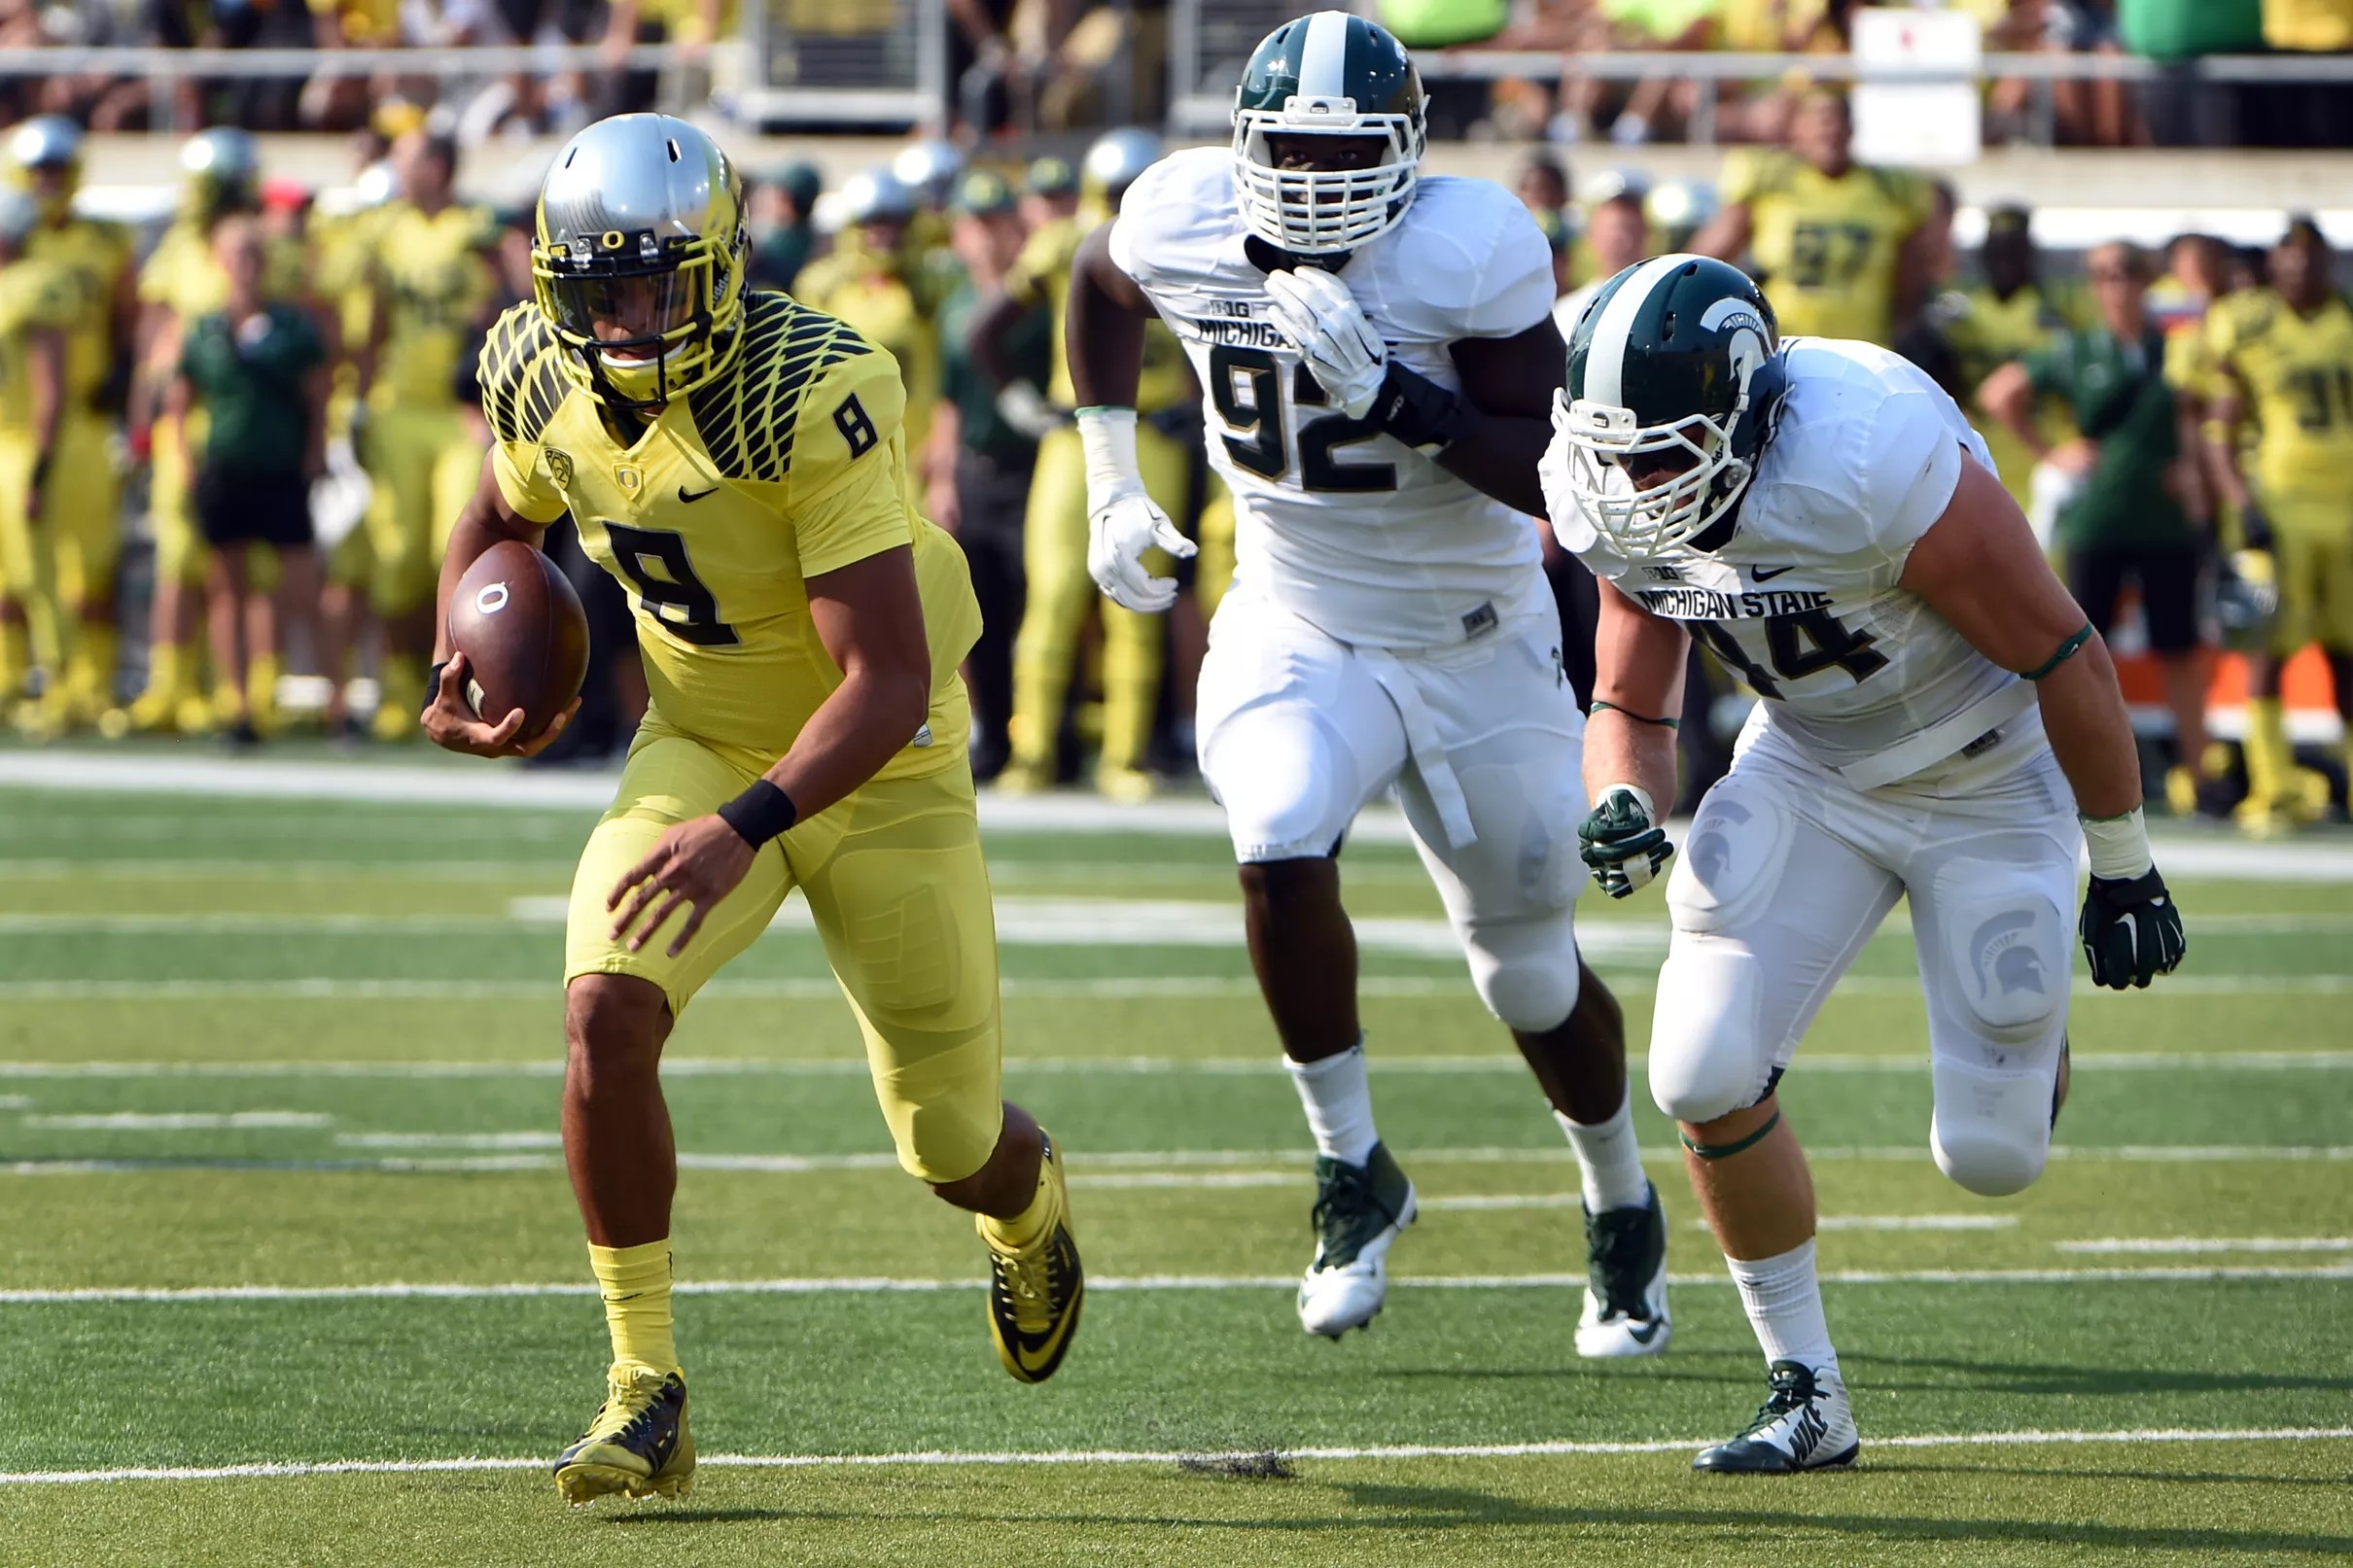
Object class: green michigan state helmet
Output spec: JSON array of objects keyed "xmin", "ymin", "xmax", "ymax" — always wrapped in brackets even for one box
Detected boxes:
[
  {"xmin": 1555, "ymin": 254, "xmax": 1783, "ymax": 555},
  {"xmin": 1232, "ymin": 10, "xmax": 1426, "ymax": 254}
]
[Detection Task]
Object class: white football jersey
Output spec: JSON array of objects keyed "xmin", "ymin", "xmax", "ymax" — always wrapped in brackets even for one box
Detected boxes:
[
  {"xmin": 1551, "ymin": 339, "xmax": 2035, "ymax": 789},
  {"xmin": 1110, "ymin": 147, "xmax": 1556, "ymax": 649}
]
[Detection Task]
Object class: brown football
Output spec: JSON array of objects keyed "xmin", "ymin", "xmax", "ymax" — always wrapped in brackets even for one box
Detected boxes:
[{"xmin": 446, "ymin": 540, "xmax": 590, "ymax": 740}]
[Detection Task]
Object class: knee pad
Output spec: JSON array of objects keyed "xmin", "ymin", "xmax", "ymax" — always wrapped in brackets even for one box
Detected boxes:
[
  {"xmin": 1930, "ymin": 1055, "xmax": 2054, "ymax": 1197},
  {"xmin": 1460, "ymin": 907, "xmax": 1582, "ymax": 1033},
  {"xmin": 1647, "ymin": 939, "xmax": 1775, "ymax": 1124}
]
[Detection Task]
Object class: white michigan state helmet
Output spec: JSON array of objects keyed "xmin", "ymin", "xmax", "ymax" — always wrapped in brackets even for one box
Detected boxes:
[
  {"xmin": 1232, "ymin": 10, "xmax": 1426, "ymax": 255},
  {"xmin": 531, "ymin": 114, "xmax": 748, "ymax": 411},
  {"xmin": 1556, "ymin": 254, "xmax": 1785, "ymax": 555}
]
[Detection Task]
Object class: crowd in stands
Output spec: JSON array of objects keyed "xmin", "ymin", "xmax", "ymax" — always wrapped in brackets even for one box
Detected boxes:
[{"xmin": 0, "ymin": 91, "xmax": 2343, "ymax": 830}]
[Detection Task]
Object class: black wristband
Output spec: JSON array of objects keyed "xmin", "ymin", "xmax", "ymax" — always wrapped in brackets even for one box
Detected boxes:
[
  {"xmin": 718, "ymin": 779, "xmax": 797, "ymax": 849},
  {"xmin": 421, "ymin": 660, "xmax": 447, "ymax": 717},
  {"xmin": 1366, "ymin": 361, "xmax": 1477, "ymax": 451}
]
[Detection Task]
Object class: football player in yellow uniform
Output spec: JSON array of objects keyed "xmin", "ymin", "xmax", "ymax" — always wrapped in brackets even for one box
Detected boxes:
[
  {"xmin": 978, "ymin": 127, "xmax": 1194, "ymax": 800},
  {"xmin": 119, "ymin": 128, "xmax": 265, "ymax": 735},
  {"xmin": 425, "ymin": 116, "xmax": 1083, "ymax": 1506},
  {"xmin": 1946, "ymin": 206, "xmax": 2087, "ymax": 513},
  {"xmin": 792, "ymin": 168, "xmax": 940, "ymax": 459},
  {"xmin": 360, "ymin": 129, "xmax": 498, "ymax": 741},
  {"xmin": 0, "ymin": 191, "xmax": 71, "ymax": 724},
  {"xmin": 1697, "ymin": 89, "xmax": 1933, "ymax": 348},
  {"xmin": 8, "ymin": 117, "xmax": 136, "ymax": 731},
  {"xmin": 2202, "ymin": 218, "xmax": 2353, "ymax": 831}
]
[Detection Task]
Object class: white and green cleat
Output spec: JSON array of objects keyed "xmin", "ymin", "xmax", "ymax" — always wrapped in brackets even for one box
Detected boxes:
[{"xmin": 1297, "ymin": 1142, "xmax": 1417, "ymax": 1339}]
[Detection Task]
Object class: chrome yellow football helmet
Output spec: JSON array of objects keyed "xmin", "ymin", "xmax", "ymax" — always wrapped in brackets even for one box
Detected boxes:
[{"xmin": 531, "ymin": 114, "xmax": 748, "ymax": 411}]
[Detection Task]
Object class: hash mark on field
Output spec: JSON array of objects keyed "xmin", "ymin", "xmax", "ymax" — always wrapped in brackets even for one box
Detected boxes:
[
  {"xmin": 3, "ymin": 1427, "xmax": 2349, "ymax": 1486},
  {"xmin": 7, "ymin": 1263, "xmax": 2351, "ymax": 1304},
  {"xmin": 2057, "ymin": 1237, "xmax": 2353, "ymax": 1254},
  {"xmin": 334, "ymin": 1132, "xmax": 562, "ymax": 1150},
  {"xmin": 19, "ymin": 1112, "xmax": 332, "ymax": 1132}
]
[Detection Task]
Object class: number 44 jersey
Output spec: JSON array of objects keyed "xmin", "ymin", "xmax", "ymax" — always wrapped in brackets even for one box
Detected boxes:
[
  {"xmin": 1110, "ymin": 147, "xmax": 1557, "ymax": 649},
  {"xmin": 1551, "ymin": 339, "xmax": 2041, "ymax": 791},
  {"xmin": 477, "ymin": 292, "xmax": 981, "ymax": 775}
]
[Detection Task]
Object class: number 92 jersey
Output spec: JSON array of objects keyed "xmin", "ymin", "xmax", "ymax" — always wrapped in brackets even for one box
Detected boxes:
[
  {"xmin": 1109, "ymin": 147, "xmax": 1556, "ymax": 649},
  {"xmin": 1553, "ymin": 339, "xmax": 2036, "ymax": 791},
  {"xmin": 479, "ymin": 291, "xmax": 981, "ymax": 778}
]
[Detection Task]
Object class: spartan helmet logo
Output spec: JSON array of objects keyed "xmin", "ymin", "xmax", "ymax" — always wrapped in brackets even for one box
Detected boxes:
[
  {"xmin": 1971, "ymin": 911, "xmax": 2047, "ymax": 998},
  {"xmin": 1685, "ymin": 800, "xmax": 1752, "ymax": 886}
]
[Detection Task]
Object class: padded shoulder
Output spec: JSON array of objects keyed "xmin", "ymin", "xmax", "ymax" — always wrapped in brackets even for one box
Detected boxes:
[
  {"xmin": 687, "ymin": 290, "xmax": 875, "ymax": 483},
  {"xmin": 474, "ymin": 300, "xmax": 571, "ymax": 446}
]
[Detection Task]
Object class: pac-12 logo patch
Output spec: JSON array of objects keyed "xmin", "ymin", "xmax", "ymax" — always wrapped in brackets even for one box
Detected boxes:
[{"xmin": 545, "ymin": 447, "xmax": 575, "ymax": 489}]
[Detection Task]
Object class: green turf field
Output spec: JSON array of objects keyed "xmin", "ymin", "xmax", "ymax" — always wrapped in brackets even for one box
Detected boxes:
[{"xmin": 2, "ymin": 764, "xmax": 2350, "ymax": 1565}]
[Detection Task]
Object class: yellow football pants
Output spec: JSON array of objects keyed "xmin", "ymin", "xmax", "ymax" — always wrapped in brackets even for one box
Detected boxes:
[
  {"xmin": 362, "ymin": 402, "xmax": 484, "ymax": 617},
  {"xmin": 566, "ymin": 713, "xmax": 1005, "ymax": 1185},
  {"xmin": 0, "ymin": 431, "xmax": 52, "ymax": 666},
  {"xmin": 150, "ymin": 413, "xmax": 207, "ymax": 589},
  {"xmin": 43, "ymin": 412, "xmax": 122, "ymax": 613},
  {"xmin": 1194, "ymin": 474, "xmax": 1237, "ymax": 623},
  {"xmin": 1010, "ymin": 422, "xmax": 1185, "ymax": 777},
  {"xmin": 2263, "ymin": 498, "xmax": 2353, "ymax": 656}
]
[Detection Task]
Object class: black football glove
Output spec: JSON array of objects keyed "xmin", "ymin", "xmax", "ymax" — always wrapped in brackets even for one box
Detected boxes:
[
  {"xmin": 1578, "ymin": 784, "xmax": 1674, "ymax": 899},
  {"xmin": 2079, "ymin": 867, "xmax": 2187, "ymax": 990}
]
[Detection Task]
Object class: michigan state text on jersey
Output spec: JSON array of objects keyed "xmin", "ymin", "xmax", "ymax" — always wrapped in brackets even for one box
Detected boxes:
[
  {"xmin": 1544, "ymin": 254, "xmax": 2187, "ymax": 1476},
  {"xmin": 1068, "ymin": 10, "xmax": 1669, "ymax": 1359}
]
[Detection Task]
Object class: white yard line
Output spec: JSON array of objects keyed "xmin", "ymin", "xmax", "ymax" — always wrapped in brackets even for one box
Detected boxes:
[
  {"xmin": 19, "ymin": 1112, "xmax": 331, "ymax": 1132},
  {"xmin": 2056, "ymin": 1237, "xmax": 2353, "ymax": 1254},
  {"xmin": 5, "ymin": 1049, "xmax": 2350, "ymax": 1080},
  {"xmin": 6, "ymin": 1262, "xmax": 2350, "ymax": 1305},
  {"xmin": 4, "ymin": 1426, "xmax": 2349, "ymax": 1486}
]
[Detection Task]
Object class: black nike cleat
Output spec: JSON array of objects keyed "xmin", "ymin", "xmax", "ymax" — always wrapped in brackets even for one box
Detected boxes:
[{"xmin": 1694, "ymin": 1359, "xmax": 1860, "ymax": 1474}]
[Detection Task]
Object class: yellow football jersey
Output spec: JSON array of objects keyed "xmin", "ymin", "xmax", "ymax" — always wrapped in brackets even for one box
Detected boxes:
[
  {"xmin": 477, "ymin": 293, "xmax": 980, "ymax": 773},
  {"xmin": 1935, "ymin": 281, "xmax": 2085, "ymax": 503},
  {"xmin": 1005, "ymin": 216, "xmax": 1191, "ymax": 412},
  {"xmin": 0, "ymin": 258, "xmax": 77, "ymax": 432},
  {"xmin": 2204, "ymin": 289, "xmax": 2353, "ymax": 501},
  {"xmin": 137, "ymin": 220, "xmax": 307, "ymax": 322},
  {"xmin": 25, "ymin": 216, "xmax": 130, "ymax": 407},
  {"xmin": 803, "ymin": 265, "xmax": 939, "ymax": 461},
  {"xmin": 1722, "ymin": 150, "xmax": 1929, "ymax": 345},
  {"xmin": 371, "ymin": 201, "xmax": 496, "ymax": 408}
]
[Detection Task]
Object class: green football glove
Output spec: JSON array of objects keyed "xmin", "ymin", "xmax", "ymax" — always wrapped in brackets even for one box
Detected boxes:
[
  {"xmin": 2078, "ymin": 867, "xmax": 2187, "ymax": 990},
  {"xmin": 1579, "ymin": 784, "xmax": 1674, "ymax": 899}
]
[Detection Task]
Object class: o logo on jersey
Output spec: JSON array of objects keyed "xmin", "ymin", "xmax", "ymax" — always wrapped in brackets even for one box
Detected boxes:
[{"xmin": 475, "ymin": 582, "xmax": 510, "ymax": 615}]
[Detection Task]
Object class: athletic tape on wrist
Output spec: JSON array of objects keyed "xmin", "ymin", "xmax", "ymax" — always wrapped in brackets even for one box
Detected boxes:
[
  {"xmin": 1075, "ymin": 405, "xmax": 1142, "ymax": 506},
  {"xmin": 2080, "ymin": 805, "xmax": 2155, "ymax": 883}
]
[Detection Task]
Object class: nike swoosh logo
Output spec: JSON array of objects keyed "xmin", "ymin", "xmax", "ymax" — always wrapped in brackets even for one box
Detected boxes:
[
  {"xmin": 678, "ymin": 484, "xmax": 719, "ymax": 504},
  {"xmin": 1751, "ymin": 564, "xmax": 1798, "ymax": 581},
  {"xmin": 1627, "ymin": 1319, "xmax": 1664, "ymax": 1344}
]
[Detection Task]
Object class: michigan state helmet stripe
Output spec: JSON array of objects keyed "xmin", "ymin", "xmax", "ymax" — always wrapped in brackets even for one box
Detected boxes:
[
  {"xmin": 1297, "ymin": 10, "xmax": 1351, "ymax": 99},
  {"xmin": 1581, "ymin": 255, "xmax": 1691, "ymax": 409}
]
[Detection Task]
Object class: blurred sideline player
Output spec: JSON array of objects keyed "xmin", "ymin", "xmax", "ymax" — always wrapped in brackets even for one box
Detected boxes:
[
  {"xmin": 120, "ymin": 128, "xmax": 268, "ymax": 736},
  {"xmin": 979, "ymin": 126, "xmax": 1187, "ymax": 801},
  {"xmin": 1930, "ymin": 205, "xmax": 2085, "ymax": 518},
  {"xmin": 359, "ymin": 128, "xmax": 498, "ymax": 741},
  {"xmin": 1695, "ymin": 88, "xmax": 1932, "ymax": 350},
  {"xmin": 1072, "ymin": 14, "xmax": 1667, "ymax": 1352},
  {"xmin": 796, "ymin": 169, "xmax": 942, "ymax": 462},
  {"xmin": 1548, "ymin": 255, "xmax": 2186, "ymax": 1471},
  {"xmin": 9, "ymin": 117, "xmax": 135, "ymax": 732},
  {"xmin": 426, "ymin": 114, "xmax": 1082, "ymax": 1505},
  {"xmin": 0, "ymin": 191, "xmax": 70, "ymax": 725},
  {"xmin": 2201, "ymin": 217, "xmax": 2353, "ymax": 832}
]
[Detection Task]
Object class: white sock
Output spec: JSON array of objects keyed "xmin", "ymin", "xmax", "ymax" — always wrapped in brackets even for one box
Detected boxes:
[
  {"xmin": 1555, "ymin": 1094, "xmax": 1650, "ymax": 1213},
  {"xmin": 1726, "ymin": 1238, "xmax": 1838, "ymax": 1376},
  {"xmin": 1285, "ymin": 1041, "xmax": 1378, "ymax": 1167}
]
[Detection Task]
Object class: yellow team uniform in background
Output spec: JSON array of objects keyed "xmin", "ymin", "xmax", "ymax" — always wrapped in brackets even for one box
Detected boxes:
[
  {"xmin": 0, "ymin": 258, "xmax": 75, "ymax": 688},
  {"xmin": 137, "ymin": 220, "xmax": 224, "ymax": 593},
  {"xmin": 478, "ymin": 292, "xmax": 1002, "ymax": 1183},
  {"xmin": 365, "ymin": 200, "xmax": 496, "ymax": 616},
  {"xmin": 1938, "ymin": 281, "xmax": 2086, "ymax": 511},
  {"xmin": 1721, "ymin": 149, "xmax": 1928, "ymax": 345},
  {"xmin": 24, "ymin": 213, "xmax": 132, "ymax": 712},
  {"xmin": 801, "ymin": 255, "xmax": 939, "ymax": 460},
  {"xmin": 1002, "ymin": 213, "xmax": 1195, "ymax": 792},
  {"xmin": 312, "ymin": 200, "xmax": 393, "ymax": 594}
]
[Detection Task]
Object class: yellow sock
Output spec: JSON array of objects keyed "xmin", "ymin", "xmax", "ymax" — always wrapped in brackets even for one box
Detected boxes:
[
  {"xmin": 247, "ymin": 653, "xmax": 282, "ymax": 724},
  {"xmin": 142, "ymin": 640, "xmax": 186, "ymax": 703},
  {"xmin": 588, "ymin": 1239, "xmax": 678, "ymax": 1376},
  {"xmin": 980, "ymin": 1157, "xmax": 1059, "ymax": 1250},
  {"xmin": 0, "ymin": 620, "xmax": 26, "ymax": 696},
  {"xmin": 2244, "ymin": 696, "xmax": 2295, "ymax": 805},
  {"xmin": 66, "ymin": 623, "xmax": 115, "ymax": 707},
  {"xmin": 382, "ymin": 651, "xmax": 426, "ymax": 714}
]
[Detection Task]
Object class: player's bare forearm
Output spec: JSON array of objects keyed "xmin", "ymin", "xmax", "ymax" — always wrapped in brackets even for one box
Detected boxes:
[
  {"xmin": 432, "ymin": 455, "xmax": 544, "ymax": 662},
  {"xmin": 1977, "ymin": 361, "xmax": 2047, "ymax": 459},
  {"xmin": 1586, "ymin": 579, "xmax": 1688, "ymax": 805},
  {"xmin": 1901, "ymin": 455, "xmax": 2141, "ymax": 817},
  {"xmin": 767, "ymin": 545, "xmax": 933, "ymax": 822},
  {"xmin": 1068, "ymin": 224, "xmax": 1151, "ymax": 408},
  {"xmin": 1444, "ymin": 321, "xmax": 1567, "ymax": 517}
]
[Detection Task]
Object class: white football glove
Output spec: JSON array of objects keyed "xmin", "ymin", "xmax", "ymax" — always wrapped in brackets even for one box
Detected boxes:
[
  {"xmin": 994, "ymin": 379, "xmax": 1064, "ymax": 440},
  {"xmin": 1262, "ymin": 264, "xmax": 1387, "ymax": 420},
  {"xmin": 1079, "ymin": 406, "xmax": 1194, "ymax": 613}
]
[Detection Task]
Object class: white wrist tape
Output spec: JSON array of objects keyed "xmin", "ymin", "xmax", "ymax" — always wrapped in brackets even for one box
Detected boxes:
[
  {"xmin": 1076, "ymin": 405, "xmax": 1142, "ymax": 508},
  {"xmin": 1601, "ymin": 783, "xmax": 1657, "ymax": 821},
  {"xmin": 2081, "ymin": 806, "xmax": 2154, "ymax": 882}
]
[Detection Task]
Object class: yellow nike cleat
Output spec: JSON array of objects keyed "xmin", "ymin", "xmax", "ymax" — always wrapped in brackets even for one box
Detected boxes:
[
  {"xmin": 993, "ymin": 757, "xmax": 1055, "ymax": 796},
  {"xmin": 980, "ymin": 1132, "xmax": 1084, "ymax": 1383},
  {"xmin": 1096, "ymin": 765, "xmax": 1157, "ymax": 805},
  {"xmin": 552, "ymin": 1365, "xmax": 693, "ymax": 1505}
]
